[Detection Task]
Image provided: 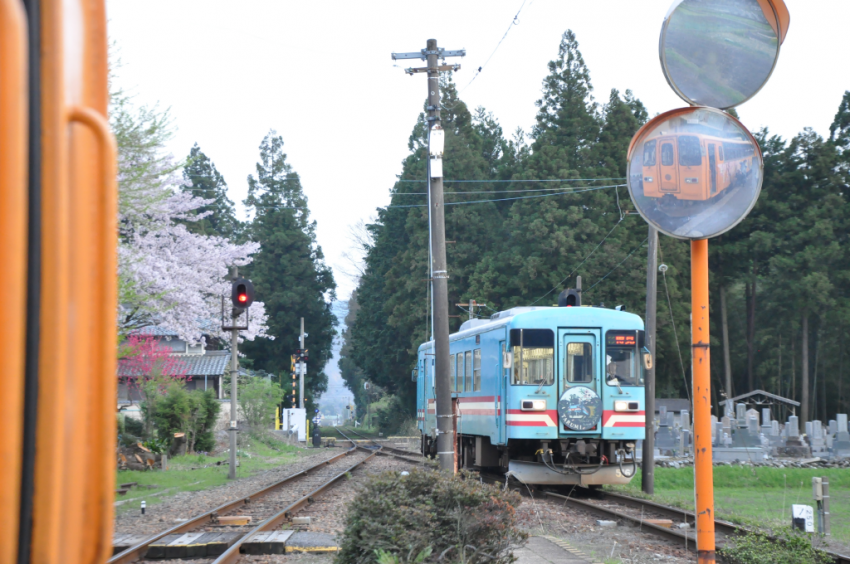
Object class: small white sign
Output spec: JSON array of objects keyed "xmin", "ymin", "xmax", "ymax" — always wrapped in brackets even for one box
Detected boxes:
[{"xmin": 792, "ymin": 504, "xmax": 814, "ymax": 533}]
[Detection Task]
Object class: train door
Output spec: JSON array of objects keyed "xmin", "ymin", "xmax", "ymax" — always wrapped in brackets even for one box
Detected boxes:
[
  {"xmin": 708, "ymin": 143, "xmax": 718, "ymax": 195},
  {"xmin": 558, "ymin": 329, "xmax": 602, "ymax": 436},
  {"xmin": 497, "ymin": 340, "xmax": 507, "ymax": 444},
  {"xmin": 658, "ymin": 136, "xmax": 679, "ymax": 193}
]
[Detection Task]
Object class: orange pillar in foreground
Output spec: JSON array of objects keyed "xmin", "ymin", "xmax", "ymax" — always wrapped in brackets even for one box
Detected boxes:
[{"xmin": 691, "ymin": 239, "xmax": 715, "ymax": 562}]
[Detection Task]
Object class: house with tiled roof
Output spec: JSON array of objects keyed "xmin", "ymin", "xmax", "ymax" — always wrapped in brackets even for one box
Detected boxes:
[{"xmin": 117, "ymin": 327, "xmax": 232, "ymax": 405}]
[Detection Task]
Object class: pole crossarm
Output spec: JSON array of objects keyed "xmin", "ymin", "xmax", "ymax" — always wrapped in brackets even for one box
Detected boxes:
[
  {"xmin": 392, "ymin": 48, "xmax": 466, "ymax": 61},
  {"xmin": 405, "ymin": 64, "xmax": 461, "ymax": 75}
]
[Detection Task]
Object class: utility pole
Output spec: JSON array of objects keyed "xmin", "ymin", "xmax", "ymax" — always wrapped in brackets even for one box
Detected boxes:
[
  {"xmin": 392, "ymin": 40, "xmax": 464, "ymax": 473},
  {"xmin": 455, "ymin": 299, "xmax": 486, "ymax": 321},
  {"xmin": 299, "ymin": 317, "xmax": 305, "ymax": 409},
  {"xmin": 643, "ymin": 227, "xmax": 658, "ymax": 494},
  {"xmin": 228, "ymin": 267, "xmax": 239, "ymax": 480}
]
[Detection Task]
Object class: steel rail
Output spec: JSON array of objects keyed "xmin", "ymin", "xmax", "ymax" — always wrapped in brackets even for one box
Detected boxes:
[
  {"xmin": 340, "ymin": 426, "xmax": 423, "ymax": 458},
  {"xmin": 543, "ymin": 490, "xmax": 850, "ymax": 564},
  {"xmin": 107, "ymin": 446, "xmax": 357, "ymax": 564},
  {"xmin": 211, "ymin": 447, "xmax": 379, "ymax": 564},
  {"xmin": 596, "ymin": 491, "xmax": 850, "ymax": 564},
  {"xmin": 597, "ymin": 490, "xmax": 738, "ymax": 537},
  {"xmin": 542, "ymin": 490, "xmax": 699, "ymax": 548}
]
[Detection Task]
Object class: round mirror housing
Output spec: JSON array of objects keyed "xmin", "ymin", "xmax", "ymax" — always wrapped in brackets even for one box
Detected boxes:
[
  {"xmin": 660, "ymin": 0, "xmax": 787, "ymax": 109},
  {"xmin": 627, "ymin": 106, "xmax": 763, "ymax": 240}
]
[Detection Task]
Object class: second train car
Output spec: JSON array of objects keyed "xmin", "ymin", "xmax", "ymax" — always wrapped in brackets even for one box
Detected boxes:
[{"xmin": 416, "ymin": 296, "xmax": 649, "ymax": 485}]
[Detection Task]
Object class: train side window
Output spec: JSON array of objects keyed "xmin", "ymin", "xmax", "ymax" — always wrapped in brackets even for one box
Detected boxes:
[
  {"xmin": 718, "ymin": 145, "xmax": 724, "ymax": 161},
  {"xmin": 473, "ymin": 349, "xmax": 482, "ymax": 391},
  {"xmin": 464, "ymin": 351, "xmax": 473, "ymax": 392},
  {"xmin": 565, "ymin": 342, "xmax": 594, "ymax": 384},
  {"xmin": 643, "ymin": 140, "xmax": 657, "ymax": 166},
  {"xmin": 661, "ymin": 143, "xmax": 674, "ymax": 166},
  {"xmin": 510, "ymin": 329, "xmax": 554, "ymax": 386},
  {"xmin": 678, "ymin": 135, "xmax": 702, "ymax": 166},
  {"xmin": 451, "ymin": 354, "xmax": 457, "ymax": 391}
]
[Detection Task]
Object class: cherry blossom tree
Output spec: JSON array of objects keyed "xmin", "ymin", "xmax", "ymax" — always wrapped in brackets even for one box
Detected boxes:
[
  {"xmin": 119, "ymin": 334, "xmax": 190, "ymax": 436},
  {"xmin": 112, "ymin": 92, "xmax": 269, "ymax": 344}
]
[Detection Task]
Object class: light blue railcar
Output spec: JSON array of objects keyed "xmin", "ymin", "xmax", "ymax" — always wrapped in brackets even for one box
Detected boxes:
[{"xmin": 415, "ymin": 304, "xmax": 648, "ymax": 486}]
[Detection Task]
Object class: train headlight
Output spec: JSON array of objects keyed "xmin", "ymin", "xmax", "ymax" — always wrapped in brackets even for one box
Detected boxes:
[
  {"xmin": 684, "ymin": 177, "xmax": 698, "ymax": 184},
  {"xmin": 521, "ymin": 400, "xmax": 546, "ymax": 411},
  {"xmin": 614, "ymin": 401, "xmax": 640, "ymax": 412},
  {"xmin": 643, "ymin": 176, "xmax": 654, "ymax": 182}
]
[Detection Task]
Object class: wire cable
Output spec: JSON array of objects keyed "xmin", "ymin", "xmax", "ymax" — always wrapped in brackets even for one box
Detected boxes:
[
  {"xmin": 527, "ymin": 217, "xmax": 627, "ymax": 306},
  {"xmin": 387, "ymin": 184, "xmax": 616, "ymax": 208},
  {"xmin": 393, "ymin": 183, "xmax": 626, "ymax": 195},
  {"xmin": 661, "ymin": 268, "xmax": 692, "ymax": 407},
  {"xmin": 442, "ymin": 0, "xmax": 530, "ymax": 110},
  {"xmin": 585, "ymin": 237, "xmax": 648, "ymax": 293},
  {"xmin": 396, "ymin": 178, "xmax": 626, "ymax": 183}
]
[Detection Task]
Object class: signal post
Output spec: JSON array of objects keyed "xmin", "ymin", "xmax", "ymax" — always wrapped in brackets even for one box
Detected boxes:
[{"xmin": 222, "ymin": 268, "xmax": 255, "ymax": 479}]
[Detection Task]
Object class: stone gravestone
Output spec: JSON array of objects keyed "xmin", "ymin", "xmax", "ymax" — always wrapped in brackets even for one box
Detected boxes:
[
  {"xmin": 810, "ymin": 421, "xmax": 827, "ymax": 455},
  {"xmin": 680, "ymin": 429, "xmax": 691, "ymax": 456},
  {"xmin": 781, "ymin": 415, "xmax": 811, "ymax": 457},
  {"xmin": 762, "ymin": 409, "xmax": 773, "ymax": 436},
  {"xmin": 834, "ymin": 414, "xmax": 850, "ymax": 457},
  {"xmin": 655, "ymin": 408, "xmax": 678, "ymax": 456},
  {"xmin": 736, "ymin": 403, "xmax": 747, "ymax": 426}
]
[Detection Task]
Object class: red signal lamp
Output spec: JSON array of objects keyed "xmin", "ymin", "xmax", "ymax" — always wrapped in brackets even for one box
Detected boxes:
[{"xmin": 231, "ymin": 278, "xmax": 255, "ymax": 309}]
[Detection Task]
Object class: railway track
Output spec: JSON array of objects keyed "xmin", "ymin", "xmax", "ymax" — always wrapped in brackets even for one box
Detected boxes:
[
  {"xmin": 332, "ymin": 426, "xmax": 426, "ymax": 463},
  {"xmin": 540, "ymin": 488, "xmax": 850, "ymax": 564},
  {"xmin": 109, "ymin": 438, "xmax": 376, "ymax": 564}
]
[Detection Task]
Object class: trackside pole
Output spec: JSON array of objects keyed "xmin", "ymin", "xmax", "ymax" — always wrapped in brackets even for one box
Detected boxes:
[{"xmin": 691, "ymin": 239, "xmax": 715, "ymax": 562}]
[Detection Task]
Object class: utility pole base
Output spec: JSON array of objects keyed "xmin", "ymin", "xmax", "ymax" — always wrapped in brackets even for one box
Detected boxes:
[{"xmin": 697, "ymin": 550, "xmax": 716, "ymax": 563}]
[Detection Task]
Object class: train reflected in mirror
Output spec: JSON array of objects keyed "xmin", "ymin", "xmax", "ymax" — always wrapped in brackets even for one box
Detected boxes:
[{"xmin": 628, "ymin": 106, "xmax": 763, "ymax": 240}]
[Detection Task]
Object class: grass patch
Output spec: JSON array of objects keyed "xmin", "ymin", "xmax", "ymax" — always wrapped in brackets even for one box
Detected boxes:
[
  {"xmin": 608, "ymin": 466, "xmax": 850, "ymax": 543},
  {"xmin": 115, "ymin": 437, "xmax": 305, "ymax": 514}
]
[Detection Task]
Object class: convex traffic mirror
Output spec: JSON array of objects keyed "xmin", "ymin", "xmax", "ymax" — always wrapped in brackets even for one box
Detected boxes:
[
  {"xmin": 627, "ymin": 106, "xmax": 763, "ymax": 240},
  {"xmin": 660, "ymin": 0, "xmax": 789, "ymax": 109}
]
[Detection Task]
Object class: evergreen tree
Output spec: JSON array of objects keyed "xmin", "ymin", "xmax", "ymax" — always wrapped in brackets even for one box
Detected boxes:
[
  {"xmin": 240, "ymin": 131, "xmax": 337, "ymax": 413},
  {"xmin": 180, "ymin": 144, "xmax": 241, "ymax": 239}
]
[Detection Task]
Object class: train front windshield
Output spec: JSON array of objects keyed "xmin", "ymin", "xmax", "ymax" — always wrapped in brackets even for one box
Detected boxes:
[{"xmin": 605, "ymin": 331, "xmax": 644, "ymax": 387}]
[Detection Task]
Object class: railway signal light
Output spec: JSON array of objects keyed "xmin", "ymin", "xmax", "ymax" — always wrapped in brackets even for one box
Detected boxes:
[
  {"xmin": 558, "ymin": 288, "xmax": 581, "ymax": 307},
  {"xmin": 231, "ymin": 277, "xmax": 255, "ymax": 309}
]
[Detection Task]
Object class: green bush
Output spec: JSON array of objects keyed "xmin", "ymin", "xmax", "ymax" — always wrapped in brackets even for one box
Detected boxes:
[
  {"xmin": 335, "ymin": 469, "xmax": 526, "ymax": 564},
  {"xmin": 238, "ymin": 377, "xmax": 285, "ymax": 437},
  {"xmin": 124, "ymin": 415, "xmax": 145, "ymax": 437},
  {"xmin": 718, "ymin": 528, "xmax": 833, "ymax": 564},
  {"xmin": 375, "ymin": 395, "xmax": 415, "ymax": 436},
  {"xmin": 151, "ymin": 384, "xmax": 220, "ymax": 453}
]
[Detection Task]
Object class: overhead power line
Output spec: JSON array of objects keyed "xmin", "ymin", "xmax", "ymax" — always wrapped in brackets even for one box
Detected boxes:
[
  {"xmin": 394, "ymin": 183, "xmax": 625, "ymax": 195},
  {"xmin": 396, "ymin": 177, "xmax": 626, "ymax": 183},
  {"xmin": 442, "ymin": 0, "xmax": 531, "ymax": 109},
  {"xmin": 527, "ymin": 216, "xmax": 628, "ymax": 307},
  {"xmin": 387, "ymin": 184, "xmax": 618, "ymax": 208},
  {"xmin": 585, "ymin": 237, "xmax": 649, "ymax": 292}
]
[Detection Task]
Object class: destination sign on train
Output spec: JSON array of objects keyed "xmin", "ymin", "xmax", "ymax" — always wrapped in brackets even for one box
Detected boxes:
[
  {"xmin": 626, "ymin": 106, "xmax": 764, "ymax": 240},
  {"xmin": 606, "ymin": 332, "xmax": 636, "ymax": 347}
]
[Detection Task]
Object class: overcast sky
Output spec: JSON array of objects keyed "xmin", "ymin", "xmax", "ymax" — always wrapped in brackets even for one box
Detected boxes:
[{"xmin": 107, "ymin": 0, "xmax": 848, "ymax": 299}]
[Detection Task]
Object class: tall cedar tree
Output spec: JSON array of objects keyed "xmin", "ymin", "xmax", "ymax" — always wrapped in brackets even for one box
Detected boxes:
[
  {"xmin": 180, "ymin": 144, "xmax": 242, "ymax": 239},
  {"xmin": 240, "ymin": 132, "xmax": 336, "ymax": 413}
]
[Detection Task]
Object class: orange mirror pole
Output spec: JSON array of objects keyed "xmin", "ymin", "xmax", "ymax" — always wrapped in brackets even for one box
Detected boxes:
[{"xmin": 691, "ymin": 239, "xmax": 715, "ymax": 562}]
